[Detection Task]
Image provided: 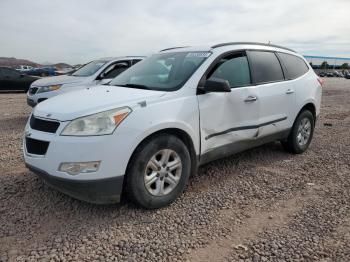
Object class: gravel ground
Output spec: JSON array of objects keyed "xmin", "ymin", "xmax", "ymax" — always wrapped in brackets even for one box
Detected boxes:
[{"xmin": 0, "ymin": 78, "xmax": 349, "ymax": 262}]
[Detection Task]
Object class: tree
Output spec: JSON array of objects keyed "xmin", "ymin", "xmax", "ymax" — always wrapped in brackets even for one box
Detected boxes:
[
  {"xmin": 341, "ymin": 63, "xmax": 349, "ymax": 69},
  {"xmin": 320, "ymin": 61, "xmax": 329, "ymax": 69}
]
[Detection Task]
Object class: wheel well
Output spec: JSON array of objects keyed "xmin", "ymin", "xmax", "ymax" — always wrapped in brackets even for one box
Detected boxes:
[
  {"xmin": 126, "ymin": 128, "xmax": 198, "ymax": 177},
  {"xmin": 300, "ymin": 103, "xmax": 316, "ymax": 121}
]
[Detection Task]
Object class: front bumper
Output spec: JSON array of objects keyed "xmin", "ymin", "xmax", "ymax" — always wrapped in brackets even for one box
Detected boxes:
[
  {"xmin": 26, "ymin": 164, "xmax": 124, "ymax": 204},
  {"xmin": 23, "ymin": 115, "xmax": 135, "ymax": 204}
]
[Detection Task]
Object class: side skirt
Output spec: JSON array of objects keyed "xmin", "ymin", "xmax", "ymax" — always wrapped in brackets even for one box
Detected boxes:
[{"xmin": 199, "ymin": 129, "xmax": 290, "ymax": 166}]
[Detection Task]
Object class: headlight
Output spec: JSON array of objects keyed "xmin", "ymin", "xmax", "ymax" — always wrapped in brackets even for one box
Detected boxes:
[
  {"xmin": 61, "ymin": 107, "xmax": 131, "ymax": 136},
  {"xmin": 37, "ymin": 84, "xmax": 62, "ymax": 93}
]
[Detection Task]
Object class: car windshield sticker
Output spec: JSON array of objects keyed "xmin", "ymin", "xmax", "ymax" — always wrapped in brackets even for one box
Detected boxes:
[{"xmin": 186, "ymin": 52, "xmax": 211, "ymax": 58}]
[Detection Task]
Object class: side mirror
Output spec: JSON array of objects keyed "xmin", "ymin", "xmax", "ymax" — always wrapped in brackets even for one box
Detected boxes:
[{"xmin": 200, "ymin": 77, "xmax": 231, "ymax": 93}]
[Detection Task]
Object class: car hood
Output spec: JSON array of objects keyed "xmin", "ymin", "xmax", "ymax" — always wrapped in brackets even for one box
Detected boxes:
[
  {"xmin": 33, "ymin": 85, "xmax": 166, "ymax": 121},
  {"xmin": 31, "ymin": 75, "xmax": 86, "ymax": 87}
]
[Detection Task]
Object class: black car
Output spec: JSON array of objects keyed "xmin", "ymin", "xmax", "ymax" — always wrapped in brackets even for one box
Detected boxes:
[
  {"xmin": 0, "ymin": 67, "xmax": 39, "ymax": 92},
  {"xmin": 345, "ymin": 72, "xmax": 350, "ymax": 79},
  {"xmin": 318, "ymin": 72, "xmax": 326, "ymax": 77}
]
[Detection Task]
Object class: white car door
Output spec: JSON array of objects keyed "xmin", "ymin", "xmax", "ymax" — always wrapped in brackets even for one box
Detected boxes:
[
  {"xmin": 197, "ymin": 52, "xmax": 260, "ymax": 160},
  {"xmin": 247, "ymin": 50, "xmax": 295, "ymax": 137}
]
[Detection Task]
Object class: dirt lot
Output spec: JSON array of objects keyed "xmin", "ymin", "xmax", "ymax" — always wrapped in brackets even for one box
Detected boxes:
[{"xmin": 0, "ymin": 78, "xmax": 349, "ymax": 262}]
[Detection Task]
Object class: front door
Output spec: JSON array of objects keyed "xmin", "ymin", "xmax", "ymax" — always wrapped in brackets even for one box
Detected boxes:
[
  {"xmin": 197, "ymin": 52, "xmax": 260, "ymax": 159},
  {"xmin": 1, "ymin": 68, "xmax": 17, "ymax": 90}
]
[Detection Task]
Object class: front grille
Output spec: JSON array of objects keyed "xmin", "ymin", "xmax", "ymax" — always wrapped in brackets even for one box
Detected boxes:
[
  {"xmin": 30, "ymin": 115, "xmax": 60, "ymax": 133},
  {"xmin": 29, "ymin": 87, "xmax": 38, "ymax": 95},
  {"xmin": 26, "ymin": 137, "xmax": 49, "ymax": 155}
]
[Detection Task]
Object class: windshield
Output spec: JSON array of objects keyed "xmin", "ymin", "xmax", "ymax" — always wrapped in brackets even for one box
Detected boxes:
[
  {"xmin": 72, "ymin": 60, "xmax": 107, "ymax": 77},
  {"xmin": 109, "ymin": 51, "xmax": 211, "ymax": 91}
]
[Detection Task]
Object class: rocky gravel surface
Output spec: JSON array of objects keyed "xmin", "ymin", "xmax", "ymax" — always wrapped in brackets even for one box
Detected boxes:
[{"xmin": 0, "ymin": 78, "xmax": 349, "ymax": 262}]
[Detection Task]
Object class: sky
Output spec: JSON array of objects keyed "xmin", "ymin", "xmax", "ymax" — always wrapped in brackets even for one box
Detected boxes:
[{"xmin": 0, "ymin": 0, "xmax": 349, "ymax": 65}]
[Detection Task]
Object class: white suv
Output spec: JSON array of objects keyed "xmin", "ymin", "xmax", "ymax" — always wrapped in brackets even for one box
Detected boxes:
[
  {"xmin": 23, "ymin": 42, "xmax": 322, "ymax": 209},
  {"xmin": 26, "ymin": 56, "xmax": 144, "ymax": 107}
]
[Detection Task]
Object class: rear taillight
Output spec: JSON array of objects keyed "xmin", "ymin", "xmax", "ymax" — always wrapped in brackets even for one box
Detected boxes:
[{"xmin": 317, "ymin": 77, "xmax": 324, "ymax": 87}]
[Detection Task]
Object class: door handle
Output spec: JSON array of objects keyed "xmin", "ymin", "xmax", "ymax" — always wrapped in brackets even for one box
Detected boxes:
[
  {"xmin": 244, "ymin": 96, "xmax": 258, "ymax": 102},
  {"xmin": 286, "ymin": 89, "xmax": 295, "ymax": 94}
]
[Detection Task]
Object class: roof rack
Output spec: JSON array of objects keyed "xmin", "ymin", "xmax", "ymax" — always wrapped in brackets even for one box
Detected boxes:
[
  {"xmin": 211, "ymin": 42, "xmax": 296, "ymax": 53},
  {"xmin": 159, "ymin": 46, "xmax": 190, "ymax": 52}
]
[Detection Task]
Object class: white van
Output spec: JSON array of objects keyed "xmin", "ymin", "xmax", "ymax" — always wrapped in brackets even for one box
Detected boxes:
[
  {"xmin": 23, "ymin": 42, "xmax": 322, "ymax": 208},
  {"xmin": 26, "ymin": 57, "xmax": 144, "ymax": 107}
]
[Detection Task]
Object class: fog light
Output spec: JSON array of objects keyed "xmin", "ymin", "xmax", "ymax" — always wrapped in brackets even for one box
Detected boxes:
[{"xmin": 59, "ymin": 161, "xmax": 100, "ymax": 175}]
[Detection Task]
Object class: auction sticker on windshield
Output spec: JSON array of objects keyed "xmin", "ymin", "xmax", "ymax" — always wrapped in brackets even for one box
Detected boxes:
[{"xmin": 186, "ymin": 52, "xmax": 211, "ymax": 58}]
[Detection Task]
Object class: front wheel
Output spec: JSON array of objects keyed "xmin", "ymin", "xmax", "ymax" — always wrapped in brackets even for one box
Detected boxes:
[
  {"xmin": 126, "ymin": 134, "xmax": 191, "ymax": 209},
  {"xmin": 281, "ymin": 110, "xmax": 315, "ymax": 154}
]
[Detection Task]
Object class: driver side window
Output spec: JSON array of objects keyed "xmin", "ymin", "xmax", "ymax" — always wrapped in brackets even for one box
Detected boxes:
[
  {"xmin": 102, "ymin": 62, "xmax": 130, "ymax": 79},
  {"xmin": 208, "ymin": 53, "xmax": 251, "ymax": 88}
]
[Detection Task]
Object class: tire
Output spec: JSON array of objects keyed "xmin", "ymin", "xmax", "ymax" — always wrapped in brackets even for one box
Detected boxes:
[
  {"xmin": 281, "ymin": 110, "xmax": 315, "ymax": 154},
  {"xmin": 126, "ymin": 134, "xmax": 191, "ymax": 209}
]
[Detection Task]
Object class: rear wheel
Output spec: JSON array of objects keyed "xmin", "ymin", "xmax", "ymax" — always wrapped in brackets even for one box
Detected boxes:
[
  {"xmin": 126, "ymin": 134, "xmax": 191, "ymax": 209},
  {"xmin": 281, "ymin": 110, "xmax": 315, "ymax": 154}
]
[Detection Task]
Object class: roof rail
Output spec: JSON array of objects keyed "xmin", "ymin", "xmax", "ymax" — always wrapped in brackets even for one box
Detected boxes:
[
  {"xmin": 211, "ymin": 42, "xmax": 296, "ymax": 53},
  {"xmin": 159, "ymin": 46, "xmax": 190, "ymax": 52}
]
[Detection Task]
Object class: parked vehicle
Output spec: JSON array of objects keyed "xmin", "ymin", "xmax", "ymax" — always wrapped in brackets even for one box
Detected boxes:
[
  {"xmin": 326, "ymin": 72, "xmax": 334, "ymax": 77},
  {"xmin": 345, "ymin": 72, "xmax": 350, "ymax": 79},
  {"xmin": 23, "ymin": 42, "xmax": 322, "ymax": 209},
  {"xmin": 333, "ymin": 70, "xmax": 343, "ymax": 77},
  {"xmin": 27, "ymin": 57, "xmax": 144, "ymax": 107},
  {"xmin": 0, "ymin": 67, "xmax": 39, "ymax": 92},
  {"xmin": 25, "ymin": 66, "xmax": 56, "ymax": 77},
  {"xmin": 16, "ymin": 65, "xmax": 35, "ymax": 73},
  {"xmin": 55, "ymin": 67, "xmax": 75, "ymax": 75},
  {"xmin": 318, "ymin": 72, "xmax": 326, "ymax": 77}
]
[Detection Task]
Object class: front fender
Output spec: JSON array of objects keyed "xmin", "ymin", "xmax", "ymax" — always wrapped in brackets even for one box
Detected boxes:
[{"xmin": 130, "ymin": 120, "xmax": 200, "ymax": 156}]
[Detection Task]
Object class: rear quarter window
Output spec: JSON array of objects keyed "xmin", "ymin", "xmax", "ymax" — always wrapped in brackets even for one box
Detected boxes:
[
  {"xmin": 278, "ymin": 53, "xmax": 309, "ymax": 79},
  {"xmin": 247, "ymin": 51, "xmax": 284, "ymax": 84}
]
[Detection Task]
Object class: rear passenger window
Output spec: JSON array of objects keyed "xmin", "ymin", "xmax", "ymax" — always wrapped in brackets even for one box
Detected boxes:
[
  {"xmin": 278, "ymin": 53, "xmax": 309, "ymax": 79},
  {"xmin": 248, "ymin": 51, "xmax": 284, "ymax": 84},
  {"xmin": 208, "ymin": 53, "xmax": 251, "ymax": 88}
]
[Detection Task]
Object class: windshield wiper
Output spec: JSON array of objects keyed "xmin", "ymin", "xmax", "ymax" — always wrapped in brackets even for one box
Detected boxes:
[{"xmin": 116, "ymin": 83, "xmax": 151, "ymax": 90}]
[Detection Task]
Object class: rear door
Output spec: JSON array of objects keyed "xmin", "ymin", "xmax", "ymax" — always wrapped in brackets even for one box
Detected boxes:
[
  {"xmin": 247, "ymin": 50, "xmax": 295, "ymax": 137},
  {"xmin": 198, "ymin": 51, "xmax": 260, "ymax": 156},
  {"xmin": 277, "ymin": 52, "xmax": 311, "ymax": 122},
  {"xmin": 9, "ymin": 69, "xmax": 26, "ymax": 91}
]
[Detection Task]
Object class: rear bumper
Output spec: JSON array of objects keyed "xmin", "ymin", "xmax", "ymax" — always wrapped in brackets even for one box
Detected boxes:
[{"xmin": 26, "ymin": 164, "xmax": 124, "ymax": 204}]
